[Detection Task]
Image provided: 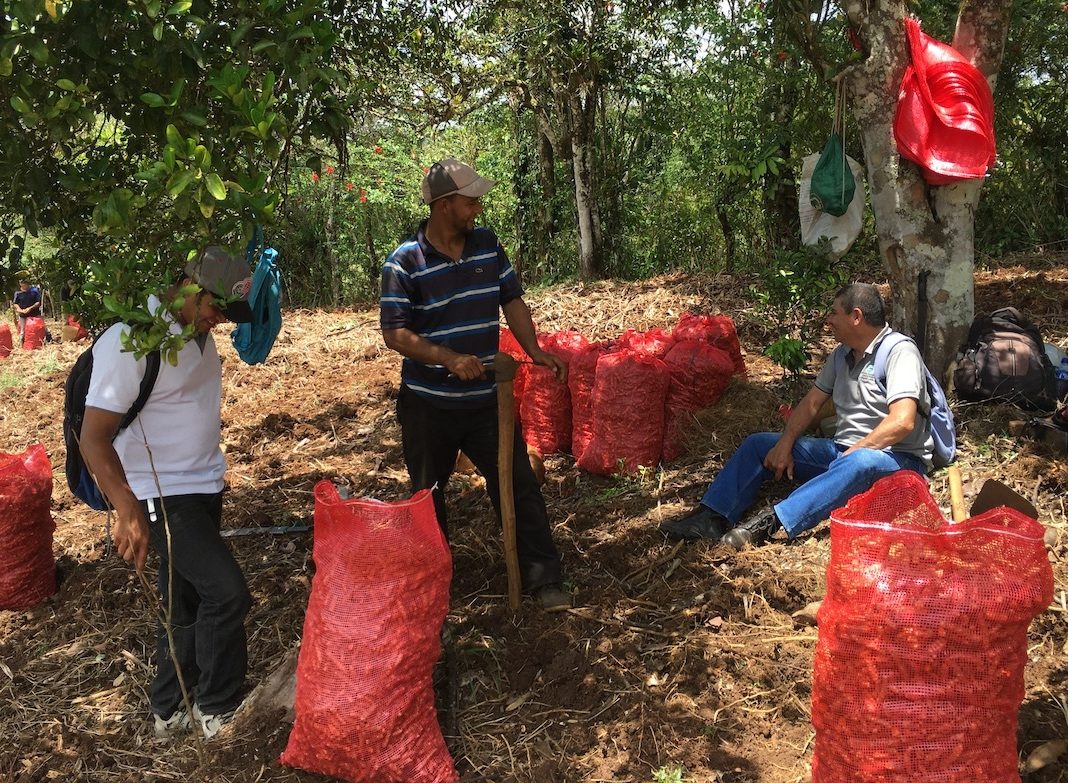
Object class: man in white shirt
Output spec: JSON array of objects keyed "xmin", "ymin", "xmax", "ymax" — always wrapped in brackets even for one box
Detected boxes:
[{"xmin": 79, "ymin": 247, "xmax": 254, "ymax": 739}]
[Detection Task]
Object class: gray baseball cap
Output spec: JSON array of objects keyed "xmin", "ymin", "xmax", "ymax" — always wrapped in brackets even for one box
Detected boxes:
[
  {"xmin": 420, "ymin": 158, "xmax": 496, "ymax": 205},
  {"xmin": 183, "ymin": 246, "xmax": 253, "ymax": 323}
]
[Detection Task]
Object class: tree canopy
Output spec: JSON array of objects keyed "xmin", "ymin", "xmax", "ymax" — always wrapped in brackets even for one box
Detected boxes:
[{"xmin": 2, "ymin": 0, "xmax": 1064, "ymax": 366}]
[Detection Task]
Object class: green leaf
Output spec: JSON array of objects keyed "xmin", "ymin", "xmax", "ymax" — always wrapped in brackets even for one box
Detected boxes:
[
  {"xmin": 199, "ymin": 200, "xmax": 215, "ymax": 218},
  {"xmin": 145, "ymin": 0, "xmax": 162, "ymax": 17},
  {"xmin": 166, "ymin": 168, "xmax": 196, "ymax": 196},
  {"xmin": 140, "ymin": 92, "xmax": 167, "ymax": 108},
  {"xmin": 251, "ymin": 40, "xmax": 276, "ymax": 54},
  {"xmin": 165, "ymin": 124, "xmax": 183, "ymax": 148},
  {"xmin": 166, "ymin": 0, "xmax": 192, "ymax": 15},
  {"xmin": 25, "ymin": 37, "xmax": 49, "ymax": 63},
  {"xmin": 153, "ymin": 21, "xmax": 164, "ymax": 41},
  {"xmin": 56, "ymin": 79, "xmax": 77, "ymax": 91},
  {"xmin": 0, "ymin": 59, "xmax": 11, "ymax": 77},
  {"xmin": 10, "ymin": 95, "xmax": 29, "ymax": 113},
  {"xmin": 179, "ymin": 110, "xmax": 207, "ymax": 126},
  {"xmin": 204, "ymin": 173, "xmax": 226, "ymax": 200}
]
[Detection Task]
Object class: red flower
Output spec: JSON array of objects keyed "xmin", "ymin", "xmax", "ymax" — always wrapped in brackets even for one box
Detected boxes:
[
  {"xmin": 422, "ymin": 166, "xmax": 429, "ymax": 174},
  {"xmin": 374, "ymin": 145, "xmax": 382, "ymax": 154},
  {"xmin": 345, "ymin": 181, "xmax": 354, "ymax": 190},
  {"xmin": 325, "ymin": 165, "xmax": 335, "ymax": 175},
  {"xmin": 777, "ymin": 50, "xmax": 787, "ymax": 62},
  {"xmin": 311, "ymin": 172, "xmax": 319, "ymax": 183},
  {"xmin": 359, "ymin": 187, "xmax": 367, "ymax": 204}
]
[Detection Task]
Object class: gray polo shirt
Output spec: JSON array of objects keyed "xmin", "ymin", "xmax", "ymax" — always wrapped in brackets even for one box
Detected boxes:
[{"xmin": 814, "ymin": 325, "xmax": 934, "ymax": 466}]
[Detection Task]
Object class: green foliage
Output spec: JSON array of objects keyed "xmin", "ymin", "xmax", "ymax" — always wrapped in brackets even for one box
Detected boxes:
[
  {"xmin": 652, "ymin": 766, "xmax": 684, "ymax": 783},
  {"xmin": 752, "ymin": 243, "xmax": 853, "ymax": 376}
]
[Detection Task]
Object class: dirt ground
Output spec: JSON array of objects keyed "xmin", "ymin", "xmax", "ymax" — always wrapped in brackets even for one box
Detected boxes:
[{"xmin": 1, "ymin": 258, "xmax": 1066, "ymax": 783}]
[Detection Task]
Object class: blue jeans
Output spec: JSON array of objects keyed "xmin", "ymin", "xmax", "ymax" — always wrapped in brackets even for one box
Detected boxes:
[
  {"xmin": 700, "ymin": 434, "xmax": 927, "ymax": 538},
  {"xmin": 143, "ymin": 493, "xmax": 251, "ymax": 718}
]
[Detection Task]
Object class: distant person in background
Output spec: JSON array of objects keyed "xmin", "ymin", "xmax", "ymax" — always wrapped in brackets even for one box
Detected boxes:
[
  {"xmin": 60, "ymin": 279, "xmax": 77, "ymax": 303},
  {"xmin": 13, "ymin": 280, "xmax": 42, "ymax": 345}
]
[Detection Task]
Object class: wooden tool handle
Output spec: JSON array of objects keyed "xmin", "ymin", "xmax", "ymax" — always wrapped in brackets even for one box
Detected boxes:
[
  {"xmin": 947, "ymin": 465, "xmax": 967, "ymax": 523},
  {"xmin": 494, "ymin": 352, "xmax": 522, "ymax": 610}
]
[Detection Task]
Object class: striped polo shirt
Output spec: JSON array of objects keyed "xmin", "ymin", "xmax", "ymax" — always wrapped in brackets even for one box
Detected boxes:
[{"xmin": 380, "ymin": 221, "xmax": 523, "ymax": 409}]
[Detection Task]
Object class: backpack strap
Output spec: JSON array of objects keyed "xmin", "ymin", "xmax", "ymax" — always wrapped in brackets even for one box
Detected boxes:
[
  {"xmin": 872, "ymin": 331, "xmax": 931, "ymax": 417},
  {"xmin": 117, "ymin": 350, "xmax": 161, "ymax": 432}
]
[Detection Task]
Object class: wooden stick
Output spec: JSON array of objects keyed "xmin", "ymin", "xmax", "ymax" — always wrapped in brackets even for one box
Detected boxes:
[
  {"xmin": 494, "ymin": 352, "xmax": 522, "ymax": 610},
  {"xmin": 947, "ymin": 464, "xmax": 967, "ymax": 523}
]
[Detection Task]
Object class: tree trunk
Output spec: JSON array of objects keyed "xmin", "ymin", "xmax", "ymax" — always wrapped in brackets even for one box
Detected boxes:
[
  {"xmin": 761, "ymin": 77, "xmax": 800, "ymax": 251},
  {"xmin": 844, "ymin": 0, "xmax": 1010, "ymax": 379},
  {"xmin": 569, "ymin": 87, "xmax": 603, "ymax": 281},
  {"xmin": 716, "ymin": 199, "xmax": 736, "ymax": 274},
  {"xmin": 535, "ymin": 124, "xmax": 556, "ymax": 266}
]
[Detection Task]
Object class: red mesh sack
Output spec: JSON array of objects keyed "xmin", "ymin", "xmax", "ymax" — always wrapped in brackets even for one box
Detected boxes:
[
  {"xmin": 672, "ymin": 312, "xmax": 746, "ymax": 377},
  {"xmin": 578, "ymin": 351, "xmax": 669, "ymax": 475},
  {"xmin": 520, "ymin": 331, "xmax": 588, "ymax": 455},
  {"xmin": 894, "ymin": 17, "xmax": 996, "ymax": 185},
  {"xmin": 813, "ymin": 471, "xmax": 1053, "ymax": 783},
  {"xmin": 65, "ymin": 315, "xmax": 89, "ymax": 341},
  {"xmin": 568, "ymin": 342, "xmax": 615, "ymax": 461},
  {"xmin": 499, "ymin": 328, "xmax": 527, "ymax": 423},
  {"xmin": 661, "ymin": 341, "xmax": 735, "ymax": 461},
  {"xmin": 617, "ymin": 328, "xmax": 675, "ymax": 358},
  {"xmin": 281, "ymin": 483, "xmax": 457, "ymax": 783},
  {"xmin": 0, "ymin": 323, "xmax": 11, "ymax": 358},
  {"xmin": 22, "ymin": 316, "xmax": 46, "ymax": 350},
  {"xmin": 0, "ymin": 444, "xmax": 57, "ymax": 610}
]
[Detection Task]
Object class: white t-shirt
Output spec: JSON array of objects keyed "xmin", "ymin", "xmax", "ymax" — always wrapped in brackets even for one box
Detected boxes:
[{"xmin": 85, "ymin": 297, "xmax": 227, "ymax": 499}]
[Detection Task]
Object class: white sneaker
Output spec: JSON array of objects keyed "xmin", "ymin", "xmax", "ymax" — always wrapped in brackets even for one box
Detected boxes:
[
  {"xmin": 153, "ymin": 709, "xmax": 191, "ymax": 738},
  {"xmin": 192, "ymin": 703, "xmax": 237, "ymax": 740}
]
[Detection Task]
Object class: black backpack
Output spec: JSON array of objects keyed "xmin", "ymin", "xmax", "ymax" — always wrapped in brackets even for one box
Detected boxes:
[
  {"xmin": 952, "ymin": 307, "xmax": 1057, "ymax": 412},
  {"xmin": 63, "ymin": 326, "xmax": 161, "ymax": 510}
]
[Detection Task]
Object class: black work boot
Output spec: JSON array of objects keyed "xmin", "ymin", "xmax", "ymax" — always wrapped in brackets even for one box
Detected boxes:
[
  {"xmin": 659, "ymin": 505, "xmax": 730, "ymax": 541},
  {"xmin": 722, "ymin": 508, "xmax": 780, "ymax": 550}
]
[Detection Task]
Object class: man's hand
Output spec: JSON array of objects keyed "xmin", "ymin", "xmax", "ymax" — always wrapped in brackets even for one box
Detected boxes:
[
  {"xmin": 763, "ymin": 438, "xmax": 795, "ymax": 481},
  {"xmin": 113, "ymin": 502, "xmax": 150, "ymax": 573},
  {"xmin": 444, "ymin": 352, "xmax": 487, "ymax": 381},
  {"xmin": 532, "ymin": 349, "xmax": 567, "ymax": 384}
]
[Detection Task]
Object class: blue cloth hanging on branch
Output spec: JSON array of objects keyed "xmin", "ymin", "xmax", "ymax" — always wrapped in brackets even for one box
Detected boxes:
[{"xmin": 231, "ymin": 227, "xmax": 282, "ymax": 365}]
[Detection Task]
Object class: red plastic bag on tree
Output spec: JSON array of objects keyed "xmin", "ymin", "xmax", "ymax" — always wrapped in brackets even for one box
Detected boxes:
[
  {"xmin": 22, "ymin": 317, "xmax": 46, "ymax": 350},
  {"xmin": 0, "ymin": 444, "xmax": 57, "ymax": 610},
  {"xmin": 0, "ymin": 323, "xmax": 11, "ymax": 358},
  {"xmin": 568, "ymin": 342, "xmax": 615, "ymax": 461},
  {"xmin": 662, "ymin": 341, "xmax": 735, "ymax": 461},
  {"xmin": 281, "ymin": 483, "xmax": 457, "ymax": 783},
  {"xmin": 578, "ymin": 351, "xmax": 670, "ymax": 475},
  {"xmin": 520, "ymin": 331, "xmax": 588, "ymax": 455},
  {"xmin": 499, "ymin": 328, "xmax": 527, "ymax": 423},
  {"xmin": 894, "ymin": 17, "xmax": 996, "ymax": 184},
  {"xmin": 672, "ymin": 312, "xmax": 746, "ymax": 377},
  {"xmin": 617, "ymin": 328, "xmax": 675, "ymax": 358},
  {"xmin": 813, "ymin": 472, "xmax": 1053, "ymax": 783}
]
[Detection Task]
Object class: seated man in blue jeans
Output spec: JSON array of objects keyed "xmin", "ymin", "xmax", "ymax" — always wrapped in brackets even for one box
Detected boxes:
[{"xmin": 661, "ymin": 283, "xmax": 932, "ymax": 548}]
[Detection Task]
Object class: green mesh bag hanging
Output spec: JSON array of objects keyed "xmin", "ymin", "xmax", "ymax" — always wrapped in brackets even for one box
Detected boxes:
[{"xmin": 809, "ymin": 132, "xmax": 855, "ymax": 217}]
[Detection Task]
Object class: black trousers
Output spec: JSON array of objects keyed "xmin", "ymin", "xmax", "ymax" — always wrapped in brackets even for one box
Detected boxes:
[
  {"xmin": 143, "ymin": 492, "xmax": 251, "ymax": 718},
  {"xmin": 397, "ymin": 386, "xmax": 563, "ymax": 591}
]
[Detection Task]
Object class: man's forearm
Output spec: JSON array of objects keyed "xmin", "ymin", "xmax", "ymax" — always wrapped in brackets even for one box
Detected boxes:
[
  {"xmin": 501, "ymin": 298, "xmax": 539, "ymax": 357},
  {"xmin": 382, "ymin": 327, "xmax": 461, "ymax": 366},
  {"xmin": 780, "ymin": 387, "xmax": 829, "ymax": 445},
  {"xmin": 79, "ymin": 437, "xmax": 140, "ymax": 515}
]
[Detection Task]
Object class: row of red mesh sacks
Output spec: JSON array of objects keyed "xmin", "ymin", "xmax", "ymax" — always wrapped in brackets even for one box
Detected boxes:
[{"xmin": 500, "ymin": 312, "xmax": 746, "ymax": 476}]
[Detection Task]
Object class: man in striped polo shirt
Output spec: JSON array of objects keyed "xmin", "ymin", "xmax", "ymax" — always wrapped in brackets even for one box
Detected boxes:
[{"xmin": 380, "ymin": 158, "xmax": 571, "ymax": 612}]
